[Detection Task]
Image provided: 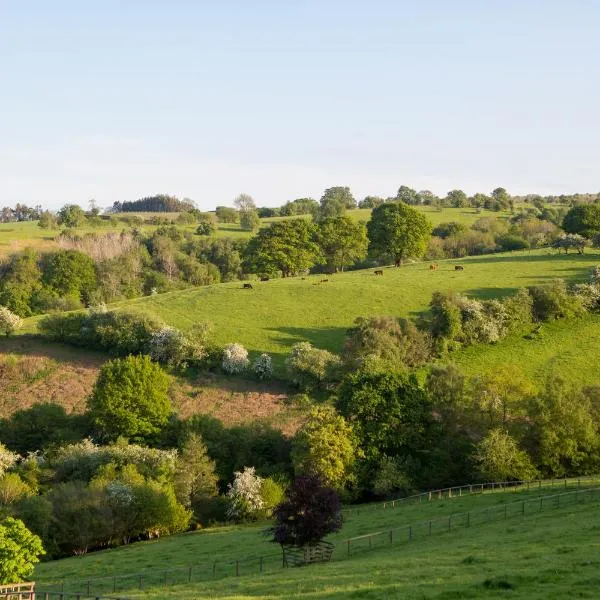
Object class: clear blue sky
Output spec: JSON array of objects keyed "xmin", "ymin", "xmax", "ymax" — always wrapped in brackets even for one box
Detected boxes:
[{"xmin": 1, "ymin": 1, "xmax": 599, "ymax": 210}]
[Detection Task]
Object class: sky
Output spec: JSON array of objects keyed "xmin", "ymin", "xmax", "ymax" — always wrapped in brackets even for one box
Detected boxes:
[{"xmin": 1, "ymin": 1, "xmax": 599, "ymax": 210}]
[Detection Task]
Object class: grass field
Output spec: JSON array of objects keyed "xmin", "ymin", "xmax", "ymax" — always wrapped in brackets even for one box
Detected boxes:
[
  {"xmin": 35, "ymin": 481, "xmax": 600, "ymax": 598},
  {"xmin": 63, "ymin": 249, "xmax": 597, "ymax": 382},
  {"xmin": 0, "ymin": 206, "xmax": 511, "ymax": 257}
]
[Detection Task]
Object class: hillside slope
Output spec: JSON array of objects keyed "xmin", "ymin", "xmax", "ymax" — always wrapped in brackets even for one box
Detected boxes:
[{"xmin": 95, "ymin": 250, "xmax": 600, "ymax": 373}]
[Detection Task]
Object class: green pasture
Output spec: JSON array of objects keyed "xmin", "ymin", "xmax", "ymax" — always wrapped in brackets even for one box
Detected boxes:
[
  {"xmin": 35, "ymin": 480, "xmax": 600, "ymax": 599},
  {"xmin": 84, "ymin": 250, "xmax": 600, "ymax": 379}
]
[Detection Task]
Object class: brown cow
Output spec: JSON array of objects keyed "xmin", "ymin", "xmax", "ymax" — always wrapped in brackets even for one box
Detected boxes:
[
  {"xmin": 454, "ymin": 265, "xmax": 464, "ymax": 271},
  {"xmin": 243, "ymin": 283, "xmax": 254, "ymax": 289},
  {"xmin": 374, "ymin": 270, "xmax": 384, "ymax": 276},
  {"xmin": 320, "ymin": 279, "xmax": 329, "ymax": 283},
  {"xmin": 429, "ymin": 264, "xmax": 439, "ymax": 270},
  {"xmin": 260, "ymin": 276, "xmax": 270, "ymax": 282}
]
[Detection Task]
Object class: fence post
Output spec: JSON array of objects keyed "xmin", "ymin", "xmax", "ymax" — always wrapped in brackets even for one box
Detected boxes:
[
  {"xmin": 213, "ymin": 561, "xmax": 217, "ymax": 576},
  {"xmin": 564, "ymin": 478, "xmax": 567, "ymax": 489},
  {"xmin": 389, "ymin": 530, "xmax": 393, "ymax": 544},
  {"xmin": 448, "ymin": 516, "xmax": 452, "ymax": 532},
  {"xmin": 139, "ymin": 574, "xmax": 143, "ymax": 589},
  {"xmin": 522, "ymin": 500, "xmax": 525, "ymax": 515},
  {"xmin": 347, "ymin": 540, "xmax": 351, "ymax": 556},
  {"xmin": 87, "ymin": 580, "xmax": 91, "ymax": 596},
  {"xmin": 113, "ymin": 576, "xmax": 116, "ymax": 593},
  {"xmin": 260, "ymin": 556, "xmax": 264, "ymax": 573},
  {"xmin": 408, "ymin": 526, "xmax": 412, "ymax": 540},
  {"xmin": 236, "ymin": 561, "xmax": 239, "ymax": 577},
  {"xmin": 429, "ymin": 520, "xmax": 432, "ymax": 535},
  {"xmin": 540, "ymin": 496, "xmax": 543, "ymax": 511},
  {"xmin": 369, "ymin": 535, "xmax": 372, "ymax": 549},
  {"xmin": 188, "ymin": 566, "xmax": 193, "ymax": 583},
  {"xmin": 467, "ymin": 511, "xmax": 470, "ymax": 527},
  {"xmin": 504, "ymin": 504, "xmax": 508, "ymax": 519}
]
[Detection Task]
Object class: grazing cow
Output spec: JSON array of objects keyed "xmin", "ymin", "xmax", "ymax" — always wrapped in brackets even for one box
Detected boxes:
[
  {"xmin": 243, "ymin": 283, "xmax": 253, "ymax": 289},
  {"xmin": 429, "ymin": 264, "xmax": 440, "ymax": 270},
  {"xmin": 320, "ymin": 279, "xmax": 329, "ymax": 283},
  {"xmin": 454, "ymin": 265, "xmax": 464, "ymax": 271},
  {"xmin": 374, "ymin": 270, "xmax": 384, "ymax": 276},
  {"xmin": 260, "ymin": 276, "xmax": 270, "ymax": 282}
]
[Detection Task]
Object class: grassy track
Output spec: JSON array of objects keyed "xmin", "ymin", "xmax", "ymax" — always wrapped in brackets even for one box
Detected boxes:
[
  {"xmin": 85, "ymin": 250, "xmax": 600, "ymax": 378},
  {"xmin": 35, "ymin": 481, "xmax": 600, "ymax": 598}
]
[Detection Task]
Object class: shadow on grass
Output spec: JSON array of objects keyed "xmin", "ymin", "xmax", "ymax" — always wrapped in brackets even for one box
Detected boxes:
[{"xmin": 266, "ymin": 325, "xmax": 348, "ymax": 353}]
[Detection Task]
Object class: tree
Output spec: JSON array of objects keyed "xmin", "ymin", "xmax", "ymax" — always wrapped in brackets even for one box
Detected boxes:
[
  {"xmin": 315, "ymin": 216, "xmax": 368, "ymax": 272},
  {"xmin": 88, "ymin": 355, "xmax": 172, "ymax": 440},
  {"xmin": 174, "ymin": 433, "xmax": 219, "ymax": 511},
  {"xmin": 563, "ymin": 204, "xmax": 600, "ymax": 238},
  {"xmin": 0, "ymin": 517, "xmax": 45, "ymax": 584},
  {"xmin": 291, "ymin": 406, "xmax": 360, "ymax": 490},
  {"xmin": 358, "ymin": 196, "xmax": 384, "ymax": 209},
  {"xmin": 215, "ymin": 206, "xmax": 239, "ymax": 223},
  {"xmin": 41, "ymin": 250, "xmax": 98, "ymax": 304},
  {"xmin": 0, "ymin": 306, "xmax": 23, "ymax": 336},
  {"xmin": 239, "ymin": 209, "xmax": 260, "ymax": 231},
  {"xmin": 417, "ymin": 190, "xmax": 439, "ymax": 206},
  {"xmin": 57, "ymin": 204, "xmax": 86, "ymax": 228},
  {"xmin": 474, "ymin": 428, "xmax": 537, "ymax": 481},
  {"xmin": 528, "ymin": 376, "xmax": 599, "ymax": 476},
  {"xmin": 367, "ymin": 202, "xmax": 432, "ymax": 266},
  {"xmin": 38, "ymin": 210, "xmax": 58, "ymax": 230},
  {"xmin": 269, "ymin": 475, "xmax": 342, "ymax": 549},
  {"xmin": 243, "ymin": 219, "xmax": 322, "ymax": 277},
  {"xmin": 318, "ymin": 187, "xmax": 356, "ymax": 219},
  {"xmin": 233, "ymin": 193, "xmax": 256, "ymax": 213},
  {"xmin": 396, "ymin": 185, "xmax": 419, "ymax": 205},
  {"xmin": 445, "ymin": 189, "xmax": 468, "ymax": 208},
  {"xmin": 491, "ymin": 187, "xmax": 511, "ymax": 210},
  {"xmin": 0, "ymin": 249, "xmax": 43, "ymax": 317},
  {"xmin": 336, "ymin": 369, "xmax": 434, "ymax": 465},
  {"xmin": 552, "ymin": 233, "xmax": 587, "ymax": 254}
]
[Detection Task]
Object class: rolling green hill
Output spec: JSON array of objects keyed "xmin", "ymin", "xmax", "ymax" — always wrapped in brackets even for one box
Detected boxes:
[{"xmin": 62, "ymin": 249, "xmax": 598, "ymax": 382}]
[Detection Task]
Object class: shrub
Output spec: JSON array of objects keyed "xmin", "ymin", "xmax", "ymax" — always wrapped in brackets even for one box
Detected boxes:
[
  {"xmin": 502, "ymin": 288, "xmax": 534, "ymax": 332},
  {"xmin": 428, "ymin": 291, "xmax": 463, "ymax": 352},
  {"xmin": 0, "ymin": 473, "xmax": 31, "ymax": 506},
  {"xmin": 226, "ymin": 466, "xmax": 265, "ymax": 521},
  {"xmin": 252, "ymin": 353, "xmax": 273, "ymax": 380},
  {"xmin": 258, "ymin": 477, "xmax": 285, "ymax": 518},
  {"xmin": 0, "ymin": 445, "xmax": 19, "ymax": 477},
  {"xmin": 0, "ymin": 306, "xmax": 23, "ymax": 337},
  {"xmin": 149, "ymin": 327, "xmax": 205, "ymax": 370},
  {"xmin": 496, "ymin": 234, "xmax": 529, "ymax": 252},
  {"xmin": 343, "ymin": 316, "xmax": 432, "ymax": 369},
  {"xmin": 88, "ymin": 355, "xmax": 172, "ymax": 441},
  {"xmin": 457, "ymin": 297, "xmax": 508, "ymax": 345},
  {"xmin": 0, "ymin": 517, "xmax": 45, "ymax": 584},
  {"xmin": 372, "ymin": 456, "xmax": 412, "ymax": 498},
  {"xmin": 285, "ymin": 342, "xmax": 342, "ymax": 390},
  {"xmin": 528, "ymin": 279, "xmax": 584, "ymax": 321},
  {"xmin": 222, "ymin": 343, "xmax": 250, "ymax": 374}
]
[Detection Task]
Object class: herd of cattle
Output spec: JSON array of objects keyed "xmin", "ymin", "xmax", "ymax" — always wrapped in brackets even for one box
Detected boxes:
[{"xmin": 241, "ymin": 264, "xmax": 465, "ymax": 288}]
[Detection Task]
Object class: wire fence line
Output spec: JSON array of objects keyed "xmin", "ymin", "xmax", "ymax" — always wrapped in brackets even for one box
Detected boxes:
[
  {"xmin": 341, "ymin": 475, "xmax": 600, "ymax": 516},
  {"xmin": 38, "ymin": 476, "xmax": 600, "ymax": 598},
  {"xmin": 342, "ymin": 485, "xmax": 600, "ymax": 557},
  {"xmin": 35, "ymin": 591, "xmax": 131, "ymax": 600}
]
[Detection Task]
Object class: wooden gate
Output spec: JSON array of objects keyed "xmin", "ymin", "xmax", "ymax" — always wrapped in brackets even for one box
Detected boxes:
[{"xmin": 0, "ymin": 583, "xmax": 35, "ymax": 600}]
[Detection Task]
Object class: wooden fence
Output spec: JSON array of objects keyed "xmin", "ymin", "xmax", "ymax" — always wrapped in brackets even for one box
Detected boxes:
[
  {"xmin": 342, "ymin": 475, "xmax": 600, "ymax": 516},
  {"xmin": 35, "ymin": 592, "xmax": 129, "ymax": 600},
  {"xmin": 0, "ymin": 583, "xmax": 35, "ymax": 600},
  {"xmin": 343, "ymin": 486, "xmax": 600, "ymax": 556}
]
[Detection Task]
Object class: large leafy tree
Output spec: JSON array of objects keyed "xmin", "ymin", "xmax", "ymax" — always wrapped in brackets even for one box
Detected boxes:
[
  {"xmin": 88, "ymin": 355, "xmax": 172, "ymax": 440},
  {"xmin": 318, "ymin": 187, "xmax": 356, "ymax": 219},
  {"xmin": 563, "ymin": 204, "xmax": 600, "ymax": 238},
  {"xmin": 0, "ymin": 517, "xmax": 45, "ymax": 584},
  {"xmin": 291, "ymin": 406, "xmax": 360, "ymax": 490},
  {"xmin": 243, "ymin": 219, "xmax": 322, "ymax": 277},
  {"xmin": 336, "ymin": 369, "xmax": 435, "ymax": 464},
  {"xmin": 270, "ymin": 475, "xmax": 342, "ymax": 548},
  {"xmin": 367, "ymin": 201, "xmax": 432, "ymax": 266},
  {"xmin": 0, "ymin": 249, "xmax": 43, "ymax": 316},
  {"xmin": 315, "ymin": 216, "xmax": 368, "ymax": 272},
  {"xmin": 41, "ymin": 250, "xmax": 98, "ymax": 303},
  {"xmin": 57, "ymin": 204, "xmax": 86, "ymax": 228},
  {"xmin": 396, "ymin": 185, "xmax": 419, "ymax": 205},
  {"xmin": 445, "ymin": 189, "xmax": 468, "ymax": 208}
]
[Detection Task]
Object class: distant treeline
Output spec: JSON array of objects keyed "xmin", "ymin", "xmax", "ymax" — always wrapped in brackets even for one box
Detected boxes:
[{"xmin": 112, "ymin": 195, "xmax": 196, "ymax": 213}]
